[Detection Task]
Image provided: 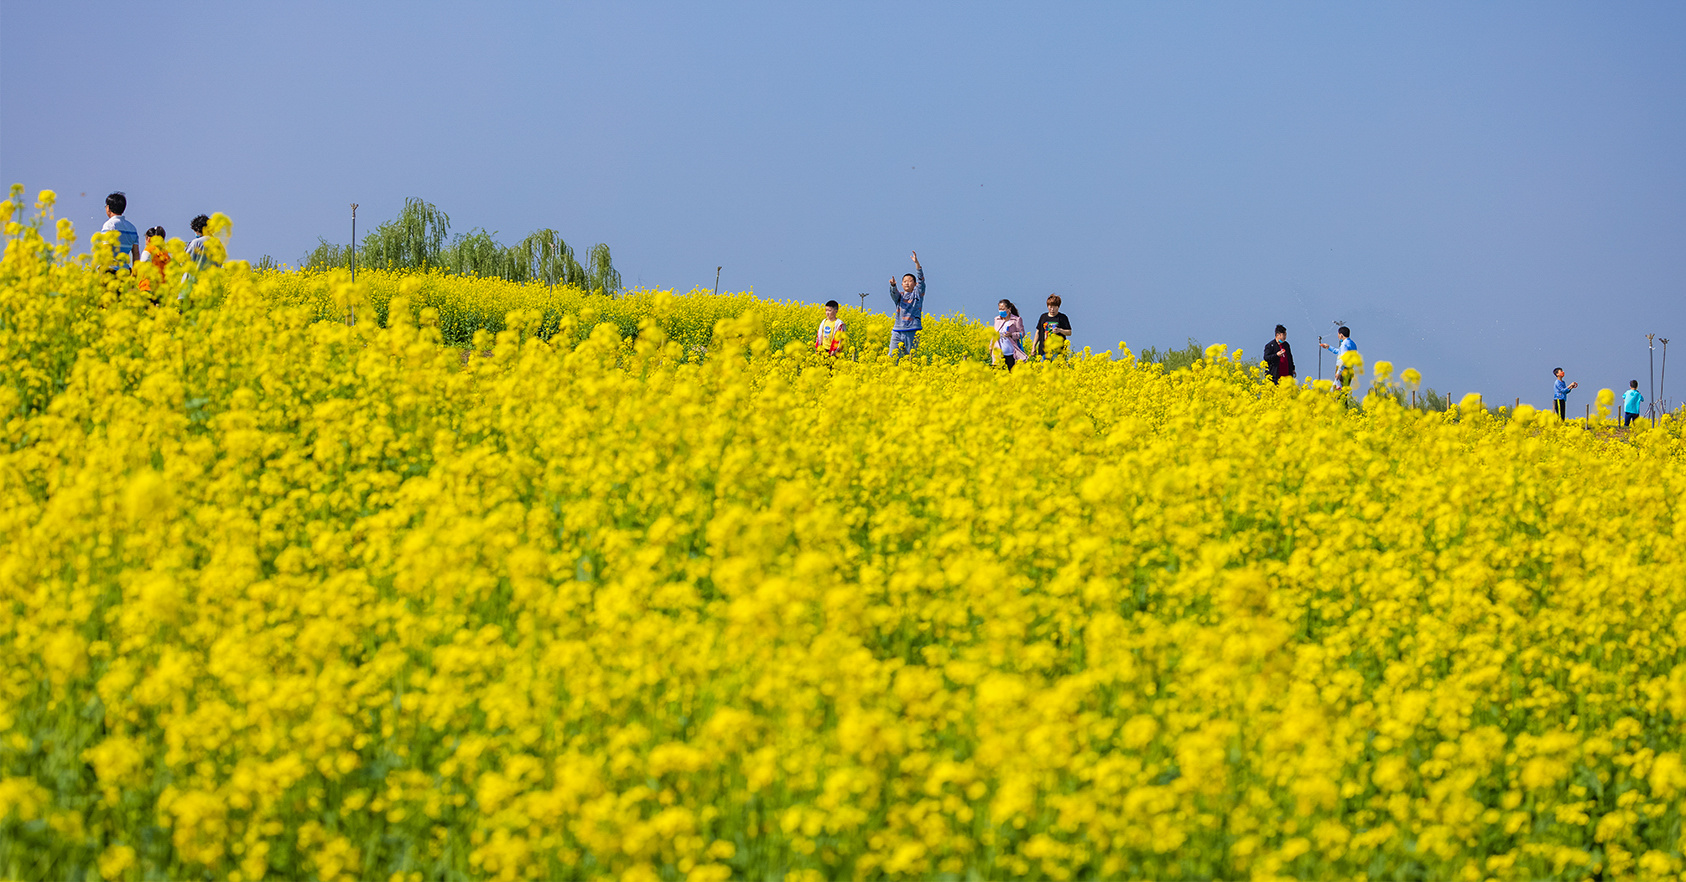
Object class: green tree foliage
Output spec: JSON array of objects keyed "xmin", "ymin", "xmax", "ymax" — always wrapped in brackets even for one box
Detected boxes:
[
  {"xmin": 513, "ymin": 229, "xmax": 585, "ymax": 289},
  {"xmin": 586, "ymin": 242, "xmax": 621, "ymax": 297},
  {"xmin": 300, "ymin": 239, "xmax": 352, "ymax": 270},
  {"xmin": 359, "ymin": 198, "xmax": 451, "ymax": 271},
  {"xmin": 1138, "ymin": 338, "xmax": 1208, "ymax": 372},
  {"xmin": 442, "ymin": 228, "xmax": 509, "ymax": 279},
  {"xmin": 302, "ymin": 199, "xmax": 619, "ymax": 294}
]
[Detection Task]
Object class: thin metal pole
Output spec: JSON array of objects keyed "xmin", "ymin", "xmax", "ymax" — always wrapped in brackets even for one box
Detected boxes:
[
  {"xmin": 1649, "ymin": 334, "xmax": 1656, "ymax": 426},
  {"xmin": 1661, "ymin": 338, "xmax": 1671, "ymax": 420},
  {"xmin": 1317, "ymin": 335, "xmax": 1323, "ymax": 380},
  {"xmin": 347, "ymin": 204, "xmax": 360, "ymax": 325},
  {"xmin": 714, "ymin": 266, "xmax": 721, "ymax": 297}
]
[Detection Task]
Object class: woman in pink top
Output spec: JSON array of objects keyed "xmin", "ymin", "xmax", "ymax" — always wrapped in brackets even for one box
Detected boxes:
[{"xmin": 993, "ymin": 299, "xmax": 1026, "ymax": 370}]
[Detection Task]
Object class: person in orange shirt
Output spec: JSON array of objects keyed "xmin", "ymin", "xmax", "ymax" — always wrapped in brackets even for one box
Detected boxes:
[{"xmin": 136, "ymin": 226, "xmax": 170, "ymax": 303}]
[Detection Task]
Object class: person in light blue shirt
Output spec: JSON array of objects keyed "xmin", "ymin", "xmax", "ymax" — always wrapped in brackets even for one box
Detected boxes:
[
  {"xmin": 1623, "ymin": 380, "xmax": 1644, "ymax": 427},
  {"xmin": 185, "ymin": 214, "xmax": 214, "ymax": 269},
  {"xmin": 1319, "ymin": 326, "xmax": 1357, "ymax": 389},
  {"xmin": 886, "ymin": 250, "xmax": 924, "ymax": 357},
  {"xmin": 99, "ymin": 192, "xmax": 139, "ymax": 270},
  {"xmin": 180, "ymin": 214, "xmax": 222, "ymax": 297},
  {"xmin": 1552, "ymin": 367, "xmax": 1578, "ymax": 420}
]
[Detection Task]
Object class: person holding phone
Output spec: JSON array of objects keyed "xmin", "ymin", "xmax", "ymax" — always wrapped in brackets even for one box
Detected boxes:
[
  {"xmin": 1320, "ymin": 326, "xmax": 1357, "ymax": 389},
  {"xmin": 1553, "ymin": 367, "xmax": 1578, "ymax": 420},
  {"xmin": 1263, "ymin": 324, "xmax": 1295, "ymax": 383}
]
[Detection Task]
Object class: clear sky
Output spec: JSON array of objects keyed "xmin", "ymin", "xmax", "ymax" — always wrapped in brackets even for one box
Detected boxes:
[{"xmin": 4, "ymin": 2, "xmax": 1684, "ymax": 409}]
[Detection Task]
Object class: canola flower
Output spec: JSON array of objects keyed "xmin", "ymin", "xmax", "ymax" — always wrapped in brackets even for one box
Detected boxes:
[{"xmin": 3, "ymin": 192, "xmax": 1686, "ymax": 881}]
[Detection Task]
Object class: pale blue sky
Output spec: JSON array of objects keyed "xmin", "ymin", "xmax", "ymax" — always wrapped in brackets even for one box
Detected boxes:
[{"xmin": 4, "ymin": 2, "xmax": 1684, "ymax": 408}]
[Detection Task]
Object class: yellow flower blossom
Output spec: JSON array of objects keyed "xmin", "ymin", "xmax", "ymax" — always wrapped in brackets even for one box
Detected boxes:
[{"xmin": 0, "ymin": 196, "xmax": 1683, "ymax": 879}]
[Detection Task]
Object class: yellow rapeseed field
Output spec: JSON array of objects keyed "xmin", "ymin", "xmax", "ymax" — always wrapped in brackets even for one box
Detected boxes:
[{"xmin": 4, "ymin": 190, "xmax": 1686, "ymax": 880}]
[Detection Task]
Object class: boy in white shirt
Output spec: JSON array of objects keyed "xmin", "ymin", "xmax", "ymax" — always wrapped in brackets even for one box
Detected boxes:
[
  {"xmin": 814, "ymin": 300, "xmax": 847, "ymax": 355},
  {"xmin": 100, "ymin": 192, "xmax": 139, "ymax": 270}
]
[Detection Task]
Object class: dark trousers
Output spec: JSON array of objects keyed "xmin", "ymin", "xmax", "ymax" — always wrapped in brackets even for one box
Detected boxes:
[
  {"xmin": 1554, "ymin": 399, "xmax": 1567, "ymax": 420},
  {"xmin": 1003, "ymin": 355, "xmax": 1017, "ymax": 371},
  {"xmin": 1624, "ymin": 411, "xmax": 1639, "ymax": 426}
]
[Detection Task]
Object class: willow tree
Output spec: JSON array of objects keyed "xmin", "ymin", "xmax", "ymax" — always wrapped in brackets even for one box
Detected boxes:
[
  {"xmin": 442, "ymin": 228, "xmax": 511, "ymax": 279},
  {"xmin": 514, "ymin": 229, "xmax": 587, "ymax": 289},
  {"xmin": 300, "ymin": 198, "xmax": 620, "ymax": 293},
  {"xmin": 300, "ymin": 239, "xmax": 351, "ymax": 270},
  {"xmin": 359, "ymin": 197, "xmax": 451, "ymax": 270},
  {"xmin": 585, "ymin": 243, "xmax": 621, "ymax": 297}
]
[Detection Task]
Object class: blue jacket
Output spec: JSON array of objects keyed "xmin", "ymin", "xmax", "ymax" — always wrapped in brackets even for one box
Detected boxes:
[
  {"xmin": 888, "ymin": 265, "xmax": 925, "ymax": 331},
  {"xmin": 1554, "ymin": 378, "xmax": 1571, "ymax": 400},
  {"xmin": 1624, "ymin": 389, "xmax": 1644, "ymax": 413}
]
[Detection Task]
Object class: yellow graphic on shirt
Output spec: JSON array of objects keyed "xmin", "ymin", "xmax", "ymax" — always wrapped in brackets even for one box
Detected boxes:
[{"xmin": 816, "ymin": 317, "xmax": 847, "ymax": 353}]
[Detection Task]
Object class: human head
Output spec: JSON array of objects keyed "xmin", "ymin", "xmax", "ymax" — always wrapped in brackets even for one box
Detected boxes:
[
  {"xmin": 1631, "ymin": 379, "xmax": 1640, "ymax": 389},
  {"xmin": 1337, "ymin": 326, "xmax": 1350, "ymax": 339},
  {"xmin": 145, "ymin": 225, "xmax": 165, "ymax": 242},
  {"xmin": 901, "ymin": 273, "xmax": 916, "ymax": 293},
  {"xmin": 1046, "ymin": 294, "xmax": 1061, "ymax": 313},
  {"xmin": 106, "ymin": 192, "xmax": 127, "ymax": 216},
  {"xmin": 998, "ymin": 299, "xmax": 1018, "ymax": 317},
  {"xmin": 1554, "ymin": 367, "xmax": 1564, "ymax": 378},
  {"xmin": 190, "ymin": 214, "xmax": 210, "ymax": 235},
  {"xmin": 1274, "ymin": 324, "xmax": 1287, "ymax": 340},
  {"xmin": 824, "ymin": 299, "xmax": 838, "ymax": 318}
]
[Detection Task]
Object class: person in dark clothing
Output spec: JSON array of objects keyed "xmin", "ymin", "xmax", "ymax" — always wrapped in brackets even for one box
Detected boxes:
[
  {"xmin": 1035, "ymin": 294, "xmax": 1072, "ymax": 358},
  {"xmin": 1263, "ymin": 324, "xmax": 1295, "ymax": 383}
]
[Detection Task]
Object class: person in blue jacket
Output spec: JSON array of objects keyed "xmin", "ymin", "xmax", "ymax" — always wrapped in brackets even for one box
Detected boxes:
[
  {"xmin": 887, "ymin": 251, "xmax": 924, "ymax": 358},
  {"xmin": 1552, "ymin": 367, "xmax": 1578, "ymax": 420}
]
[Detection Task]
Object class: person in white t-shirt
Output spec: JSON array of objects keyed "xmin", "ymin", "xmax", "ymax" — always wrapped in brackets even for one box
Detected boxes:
[
  {"xmin": 99, "ymin": 192, "xmax": 139, "ymax": 270},
  {"xmin": 992, "ymin": 299, "xmax": 1025, "ymax": 370},
  {"xmin": 814, "ymin": 300, "xmax": 847, "ymax": 355},
  {"xmin": 184, "ymin": 214, "xmax": 214, "ymax": 268}
]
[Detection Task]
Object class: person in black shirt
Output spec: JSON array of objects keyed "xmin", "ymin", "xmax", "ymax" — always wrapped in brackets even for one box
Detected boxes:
[
  {"xmin": 1263, "ymin": 324, "xmax": 1295, "ymax": 383},
  {"xmin": 1035, "ymin": 294, "xmax": 1072, "ymax": 358}
]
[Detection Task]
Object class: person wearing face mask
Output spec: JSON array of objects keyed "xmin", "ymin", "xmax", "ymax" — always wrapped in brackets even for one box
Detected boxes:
[{"xmin": 991, "ymin": 299, "xmax": 1025, "ymax": 370}]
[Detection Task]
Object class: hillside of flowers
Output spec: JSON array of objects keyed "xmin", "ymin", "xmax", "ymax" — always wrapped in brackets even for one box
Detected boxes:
[{"xmin": 4, "ymin": 191, "xmax": 1686, "ymax": 881}]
